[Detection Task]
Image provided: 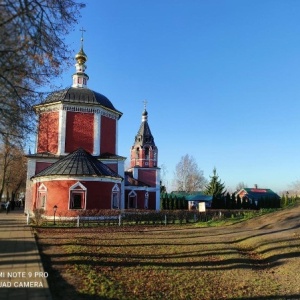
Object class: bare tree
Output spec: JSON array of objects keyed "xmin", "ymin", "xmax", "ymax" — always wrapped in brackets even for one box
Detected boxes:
[
  {"xmin": 0, "ymin": 0, "xmax": 85, "ymax": 140},
  {"xmin": 173, "ymin": 154, "xmax": 207, "ymax": 193},
  {"xmin": 160, "ymin": 163, "xmax": 168, "ymax": 192},
  {"xmin": 0, "ymin": 134, "xmax": 27, "ymax": 201},
  {"xmin": 288, "ymin": 180, "xmax": 300, "ymax": 196},
  {"xmin": 236, "ymin": 182, "xmax": 247, "ymax": 191}
]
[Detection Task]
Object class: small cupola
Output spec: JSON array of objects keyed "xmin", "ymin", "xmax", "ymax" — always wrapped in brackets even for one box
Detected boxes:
[{"xmin": 72, "ymin": 28, "xmax": 89, "ymax": 88}]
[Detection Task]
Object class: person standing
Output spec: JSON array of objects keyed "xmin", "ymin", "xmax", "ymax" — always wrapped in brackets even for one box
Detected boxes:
[{"xmin": 5, "ymin": 201, "xmax": 10, "ymax": 214}]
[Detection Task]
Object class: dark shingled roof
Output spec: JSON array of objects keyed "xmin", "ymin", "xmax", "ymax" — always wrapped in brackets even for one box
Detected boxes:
[
  {"xmin": 32, "ymin": 148, "xmax": 123, "ymax": 179},
  {"xmin": 133, "ymin": 112, "xmax": 155, "ymax": 147},
  {"xmin": 37, "ymin": 87, "xmax": 122, "ymax": 115}
]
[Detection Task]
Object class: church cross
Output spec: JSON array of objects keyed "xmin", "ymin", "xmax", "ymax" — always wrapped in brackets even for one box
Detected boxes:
[
  {"xmin": 80, "ymin": 27, "xmax": 86, "ymax": 47},
  {"xmin": 143, "ymin": 99, "xmax": 148, "ymax": 110}
]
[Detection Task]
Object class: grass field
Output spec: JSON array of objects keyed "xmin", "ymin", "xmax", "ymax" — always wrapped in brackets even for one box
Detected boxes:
[{"xmin": 35, "ymin": 203, "xmax": 300, "ymax": 300}]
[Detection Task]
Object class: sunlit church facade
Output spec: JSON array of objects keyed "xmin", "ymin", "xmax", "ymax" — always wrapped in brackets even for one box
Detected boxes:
[{"xmin": 25, "ymin": 39, "xmax": 160, "ymax": 216}]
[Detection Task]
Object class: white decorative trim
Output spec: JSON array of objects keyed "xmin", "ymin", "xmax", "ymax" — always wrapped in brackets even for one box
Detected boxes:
[
  {"xmin": 69, "ymin": 181, "xmax": 87, "ymax": 210},
  {"xmin": 128, "ymin": 190, "xmax": 137, "ymax": 196},
  {"xmin": 38, "ymin": 183, "xmax": 47, "ymax": 192},
  {"xmin": 35, "ymin": 103, "xmax": 62, "ymax": 113},
  {"xmin": 70, "ymin": 181, "xmax": 87, "ymax": 191},
  {"xmin": 35, "ymin": 103, "xmax": 119, "ymax": 120},
  {"xmin": 93, "ymin": 113, "xmax": 101, "ymax": 155},
  {"xmin": 112, "ymin": 183, "xmax": 120, "ymax": 192},
  {"xmin": 32, "ymin": 176, "xmax": 122, "ymax": 183},
  {"xmin": 58, "ymin": 109, "xmax": 67, "ymax": 155},
  {"xmin": 111, "ymin": 183, "xmax": 121, "ymax": 209},
  {"xmin": 63, "ymin": 105, "xmax": 119, "ymax": 120}
]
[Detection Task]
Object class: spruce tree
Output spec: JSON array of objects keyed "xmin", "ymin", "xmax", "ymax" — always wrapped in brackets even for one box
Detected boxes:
[{"xmin": 204, "ymin": 168, "xmax": 226, "ymax": 208}]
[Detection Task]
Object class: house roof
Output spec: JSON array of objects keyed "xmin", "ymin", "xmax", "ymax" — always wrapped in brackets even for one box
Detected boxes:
[
  {"xmin": 170, "ymin": 191, "xmax": 212, "ymax": 201},
  {"xmin": 34, "ymin": 87, "xmax": 122, "ymax": 117},
  {"xmin": 31, "ymin": 148, "xmax": 123, "ymax": 179},
  {"xmin": 185, "ymin": 194, "xmax": 213, "ymax": 202},
  {"xmin": 237, "ymin": 188, "xmax": 280, "ymax": 200}
]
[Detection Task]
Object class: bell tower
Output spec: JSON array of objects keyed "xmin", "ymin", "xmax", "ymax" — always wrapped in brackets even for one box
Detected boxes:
[
  {"xmin": 126, "ymin": 102, "xmax": 160, "ymax": 210},
  {"xmin": 130, "ymin": 102, "xmax": 158, "ymax": 168}
]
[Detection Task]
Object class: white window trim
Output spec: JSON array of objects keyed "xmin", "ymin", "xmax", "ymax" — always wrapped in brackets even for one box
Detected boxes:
[
  {"xmin": 128, "ymin": 190, "xmax": 137, "ymax": 209},
  {"xmin": 111, "ymin": 184, "xmax": 120, "ymax": 209},
  {"xmin": 37, "ymin": 183, "xmax": 47, "ymax": 209},
  {"xmin": 69, "ymin": 181, "xmax": 87, "ymax": 210}
]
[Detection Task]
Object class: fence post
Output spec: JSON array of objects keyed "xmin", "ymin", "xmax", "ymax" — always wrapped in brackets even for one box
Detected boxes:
[
  {"xmin": 165, "ymin": 214, "xmax": 167, "ymax": 225},
  {"xmin": 77, "ymin": 215, "xmax": 80, "ymax": 227},
  {"xmin": 119, "ymin": 214, "xmax": 122, "ymax": 226}
]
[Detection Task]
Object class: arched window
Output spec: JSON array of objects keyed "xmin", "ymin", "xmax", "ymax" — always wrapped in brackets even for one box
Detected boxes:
[
  {"xmin": 37, "ymin": 184, "xmax": 47, "ymax": 208},
  {"xmin": 69, "ymin": 182, "xmax": 86, "ymax": 210},
  {"xmin": 111, "ymin": 184, "xmax": 120, "ymax": 209},
  {"xmin": 128, "ymin": 190, "xmax": 137, "ymax": 209},
  {"xmin": 145, "ymin": 147, "xmax": 149, "ymax": 159}
]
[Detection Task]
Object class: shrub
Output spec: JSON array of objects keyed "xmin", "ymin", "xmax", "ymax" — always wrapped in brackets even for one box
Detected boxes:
[{"xmin": 33, "ymin": 208, "xmax": 45, "ymax": 226}]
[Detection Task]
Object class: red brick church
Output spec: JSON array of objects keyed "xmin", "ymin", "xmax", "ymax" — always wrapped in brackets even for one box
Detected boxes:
[{"xmin": 25, "ymin": 38, "xmax": 160, "ymax": 216}]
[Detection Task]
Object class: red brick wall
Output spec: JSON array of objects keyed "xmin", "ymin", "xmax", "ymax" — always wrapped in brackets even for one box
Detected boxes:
[
  {"xmin": 83, "ymin": 181, "xmax": 119, "ymax": 209},
  {"xmin": 138, "ymin": 169, "xmax": 156, "ymax": 187},
  {"xmin": 124, "ymin": 190, "xmax": 156, "ymax": 209},
  {"xmin": 100, "ymin": 116, "xmax": 116, "ymax": 154},
  {"xmin": 65, "ymin": 112, "xmax": 94, "ymax": 153},
  {"xmin": 37, "ymin": 112, "xmax": 59, "ymax": 153},
  {"xmin": 106, "ymin": 163, "xmax": 118, "ymax": 173},
  {"xmin": 32, "ymin": 180, "xmax": 121, "ymax": 215},
  {"xmin": 35, "ymin": 162, "xmax": 53, "ymax": 174}
]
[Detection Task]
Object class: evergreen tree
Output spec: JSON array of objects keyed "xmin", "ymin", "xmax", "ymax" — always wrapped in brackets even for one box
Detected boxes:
[
  {"xmin": 165, "ymin": 193, "xmax": 169, "ymax": 210},
  {"xmin": 204, "ymin": 168, "xmax": 226, "ymax": 208},
  {"xmin": 225, "ymin": 192, "xmax": 231, "ymax": 209},
  {"xmin": 160, "ymin": 181, "xmax": 167, "ymax": 194},
  {"xmin": 173, "ymin": 196, "xmax": 178, "ymax": 210},
  {"xmin": 170, "ymin": 194, "xmax": 174, "ymax": 210},
  {"xmin": 236, "ymin": 195, "xmax": 242, "ymax": 209},
  {"xmin": 161, "ymin": 193, "xmax": 166, "ymax": 210}
]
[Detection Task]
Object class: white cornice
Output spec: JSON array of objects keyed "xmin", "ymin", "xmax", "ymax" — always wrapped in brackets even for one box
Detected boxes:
[{"xmin": 35, "ymin": 103, "xmax": 119, "ymax": 120}]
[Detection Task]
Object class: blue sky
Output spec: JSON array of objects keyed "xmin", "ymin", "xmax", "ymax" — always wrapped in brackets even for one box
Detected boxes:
[{"xmin": 49, "ymin": 0, "xmax": 300, "ymax": 193}]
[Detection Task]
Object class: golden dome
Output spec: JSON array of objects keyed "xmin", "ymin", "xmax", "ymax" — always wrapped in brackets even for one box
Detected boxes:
[{"xmin": 75, "ymin": 47, "xmax": 87, "ymax": 64}]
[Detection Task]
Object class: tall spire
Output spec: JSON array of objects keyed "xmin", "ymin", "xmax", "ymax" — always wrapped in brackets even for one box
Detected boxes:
[
  {"xmin": 130, "ymin": 102, "xmax": 158, "ymax": 168},
  {"xmin": 72, "ymin": 27, "xmax": 89, "ymax": 88}
]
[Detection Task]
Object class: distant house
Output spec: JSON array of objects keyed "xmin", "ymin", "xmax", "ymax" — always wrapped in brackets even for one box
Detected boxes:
[
  {"xmin": 235, "ymin": 186, "xmax": 280, "ymax": 208},
  {"xmin": 185, "ymin": 193, "xmax": 213, "ymax": 211},
  {"xmin": 169, "ymin": 192, "xmax": 213, "ymax": 210}
]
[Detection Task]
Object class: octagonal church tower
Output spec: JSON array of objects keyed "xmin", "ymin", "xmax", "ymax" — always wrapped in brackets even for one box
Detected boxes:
[{"xmin": 25, "ymin": 38, "xmax": 126, "ymax": 216}]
